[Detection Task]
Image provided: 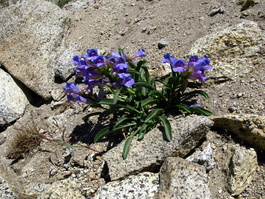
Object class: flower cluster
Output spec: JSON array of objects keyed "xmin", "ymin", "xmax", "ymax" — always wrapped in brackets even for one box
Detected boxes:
[
  {"xmin": 62, "ymin": 48, "xmax": 212, "ymax": 159},
  {"xmin": 162, "ymin": 54, "xmax": 212, "ymax": 82},
  {"xmin": 63, "ymin": 49, "xmax": 146, "ymax": 104}
]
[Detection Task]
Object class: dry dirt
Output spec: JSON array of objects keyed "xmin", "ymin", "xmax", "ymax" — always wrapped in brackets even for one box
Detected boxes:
[
  {"xmin": 61, "ymin": 0, "xmax": 265, "ymax": 198},
  {"xmin": 64, "ymin": 0, "xmax": 265, "ymax": 116},
  {"xmin": 1, "ymin": 0, "xmax": 265, "ymax": 198}
]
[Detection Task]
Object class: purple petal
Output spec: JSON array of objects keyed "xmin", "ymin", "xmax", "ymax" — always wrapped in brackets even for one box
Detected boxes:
[
  {"xmin": 111, "ymin": 51, "xmax": 121, "ymax": 58},
  {"xmin": 63, "ymin": 83, "xmax": 82, "ymax": 94},
  {"xmin": 172, "ymin": 59, "xmax": 186, "ymax": 72},
  {"xmin": 134, "ymin": 49, "xmax": 146, "ymax": 58},
  {"xmin": 189, "ymin": 103, "xmax": 202, "ymax": 107}
]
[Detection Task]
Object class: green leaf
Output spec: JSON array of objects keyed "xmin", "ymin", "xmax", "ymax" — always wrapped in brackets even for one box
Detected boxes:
[
  {"xmin": 141, "ymin": 87, "xmax": 148, "ymax": 97},
  {"xmin": 122, "ymin": 137, "xmax": 133, "ymax": 160},
  {"xmin": 153, "ymin": 78, "xmax": 164, "ymax": 84},
  {"xmin": 113, "ymin": 88, "xmax": 121, "ymax": 104},
  {"xmin": 137, "ymin": 123, "xmax": 148, "ymax": 140},
  {"xmin": 141, "ymin": 98, "xmax": 160, "ymax": 107},
  {"xmin": 141, "ymin": 66, "xmax": 150, "ymax": 83},
  {"xmin": 149, "ymin": 90, "xmax": 166, "ymax": 102},
  {"xmin": 115, "ymin": 117, "xmax": 137, "ymax": 127},
  {"xmin": 128, "ymin": 62, "xmax": 136, "ymax": 69},
  {"xmin": 175, "ymin": 104, "xmax": 191, "ymax": 113},
  {"xmin": 118, "ymin": 48, "xmax": 125, "ymax": 57},
  {"xmin": 134, "ymin": 82, "xmax": 155, "ymax": 90},
  {"xmin": 94, "ymin": 122, "xmax": 137, "ymax": 143},
  {"xmin": 99, "ymin": 99, "xmax": 115, "ymax": 105},
  {"xmin": 145, "ymin": 108, "xmax": 163, "ymax": 123},
  {"xmin": 136, "ymin": 60, "xmax": 147, "ymax": 71},
  {"xmin": 158, "ymin": 115, "xmax": 172, "ymax": 141},
  {"xmin": 122, "ymin": 128, "xmax": 140, "ymax": 159},
  {"xmin": 189, "ymin": 107, "xmax": 212, "ymax": 116},
  {"xmin": 128, "ymin": 69, "xmax": 140, "ymax": 75},
  {"xmin": 183, "ymin": 90, "xmax": 209, "ymax": 99},
  {"xmin": 118, "ymin": 104, "xmax": 141, "ymax": 114}
]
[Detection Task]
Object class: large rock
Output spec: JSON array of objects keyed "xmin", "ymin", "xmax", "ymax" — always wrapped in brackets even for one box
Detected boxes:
[
  {"xmin": 0, "ymin": 69, "xmax": 29, "ymax": 125},
  {"xmin": 227, "ymin": 146, "xmax": 258, "ymax": 196},
  {"xmin": 102, "ymin": 116, "xmax": 213, "ymax": 180},
  {"xmin": 196, "ymin": 131, "xmax": 258, "ymax": 198},
  {"xmin": 94, "ymin": 172, "xmax": 159, "ymax": 199},
  {"xmin": 0, "ymin": 0, "xmax": 70, "ymax": 100},
  {"xmin": 37, "ymin": 178, "xmax": 84, "ymax": 199},
  {"xmin": 186, "ymin": 143, "xmax": 215, "ymax": 171},
  {"xmin": 55, "ymin": 42, "xmax": 80, "ymax": 81},
  {"xmin": 155, "ymin": 157, "xmax": 212, "ymax": 199},
  {"xmin": 189, "ymin": 21, "xmax": 265, "ymax": 81},
  {"xmin": 0, "ymin": 159, "xmax": 22, "ymax": 198},
  {"xmin": 212, "ymin": 114, "xmax": 265, "ymax": 151}
]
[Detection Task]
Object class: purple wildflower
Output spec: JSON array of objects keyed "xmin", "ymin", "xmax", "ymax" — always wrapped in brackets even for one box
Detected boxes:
[
  {"xmin": 67, "ymin": 93, "xmax": 92, "ymax": 104},
  {"xmin": 162, "ymin": 54, "xmax": 186, "ymax": 72},
  {"xmin": 92, "ymin": 56, "xmax": 105, "ymax": 67},
  {"xmin": 162, "ymin": 54, "xmax": 211, "ymax": 82},
  {"xmin": 111, "ymin": 51, "xmax": 122, "ymax": 58},
  {"xmin": 107, "ymin": 53, "xmax": 129, "ymax": 73},
  {"xmin": 87, "ymin": 68, "xmax": 103, "ymax": 81},
  {"xmin": 172, "ymin": 59, "xmax": 186, "ymax": 72},
  {"xmin": 82, "ymin": 49, "xmax": 99, "ymax": 62},
  {"xmin": 113, "ymin": 63, "xmax": 128, "ymax": 73},
  {"xmin": 134, "ymin": 49, "xmax": 146, "ymax": 58},
  {"xmin": 116, "ymin": 73, "xmax": 135, "ymax": 88},
  {"xmin": 75, "ymin": 60, "xmax": 89, "ymax": 77},
  {"xmin": 63, "ymin": 83, "xmax": 82, "ymax": 95},
  {"xmin": 71, "ymin": 55, "xmax": 81, "ymax": 66},
  {"xmin": 189, "ymin": 55, "xmax": 211, "ymax": 82},
  {"xmin": 162, "ymin": 53, "xmax": 175, "ymax": 65},
  {"xmin": 189, "ymin": 103, "xmax": 202, "ymax": 107}
]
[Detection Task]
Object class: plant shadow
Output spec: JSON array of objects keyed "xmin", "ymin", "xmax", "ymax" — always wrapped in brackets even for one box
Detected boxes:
[{"xmin": 69, "ymin": 110, "xmax": 125, "ymax": 151}]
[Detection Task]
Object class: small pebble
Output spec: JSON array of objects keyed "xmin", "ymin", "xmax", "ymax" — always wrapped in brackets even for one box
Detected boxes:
[
  {"xmin": 158, "ymin": 38, "xmax": 168, "ymax": 49},
  {"xmin": 249, "ymin": 78, "xmax": 255, "ymax": 83},
  {"xmin": 237, "ymin": 93, "xmax": 243, "ymax": 98}
]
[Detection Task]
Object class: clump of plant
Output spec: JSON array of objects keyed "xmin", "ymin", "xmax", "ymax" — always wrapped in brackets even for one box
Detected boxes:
[
  {"xmin": 63, "ymin": 48, "xmax": 212, "ymax": 159},
  {"xmin": 7, "ymin": 116, "xmax": 98, "ymax": 161},
  {"xmin": 6, "ymin": 132, "xmax": 42, "ymax": 160}
]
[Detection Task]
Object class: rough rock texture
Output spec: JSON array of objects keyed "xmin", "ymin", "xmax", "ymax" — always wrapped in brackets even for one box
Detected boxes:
[
  {"xmin": 227, "ymin": 146, "xmax": 258, "ymax": 196},
  {"xmin": 0, "ymin": 0, "xmax": 264, "ymax": 198},
  {"xmin": 55, "ymin": 42, "xmax": 81, "ymax": 81},
  {"xmin": 103, "ymin": 116, "xmax": 213, "ymax": 180},
  {"xmin": 186, "ymin": 143, "xmax": 215, "ymax": 171},
  {"xmin": 0, "ymin": 159, "xmax": 22, "ymax": 199},
  {"xmin": 0, "ymin": 0, "xmax": 70, "ymax": 99},
  {"xmin": 212, "ymin": 114, "xmax": 265, "ymax": 150},
  {"xmin": 94, "ymin": 172, "xmax": 159, "ymax": 199},
  {"xmin": 195, "ymin": 131, "xmax": 259, "ymax": 198},
  {"xmin": 189, "ymin": 20, "xmax": 265, "ymax": 81},
  {"xmin": 0, "ymin": 69, "xmax": 29, "ymax": 125},
  {"xmin": 0, "ymin": 176, "xmax": 19, "ymax": 199},
  {"xmin": 156, "ymin": 157, "xmax": 212, "ymax": 199},
  {"xmin": 37, "ymin": 178, "xmax": 84, "ymax": 199}
]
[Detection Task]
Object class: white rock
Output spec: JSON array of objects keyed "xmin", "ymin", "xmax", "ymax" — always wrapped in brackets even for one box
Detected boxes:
[
  {"xmin": 55, "ymin": 42, "xmax": 80, "ymax": 81},
  {"xmin": 189, "ymin": 21, "xmax": 265, "ymax": 81},
  {"xmin": 156, "ymin": 157, "xmax": 212, "ymax": 199},
  {"xmin": 102, "ymin": 116, "xmax": 213, "ymax": 180},
  {"xmin": 0, "ymin": 0, "xmax": 70, "ymax": 100},
  {"xmin": 94, "ymin": 172, "xmax": 159, "ymax": 199},
  {"xmin": 186, "ymin": 143, "xmax": 215, "ymax": 171},
  {"xmin": 227, "ymin": 147, "xmax": 258, "ymax": 195},
  {"xmin": 0, "ymin": 69, "xmax": 29, "ymax": 125}
]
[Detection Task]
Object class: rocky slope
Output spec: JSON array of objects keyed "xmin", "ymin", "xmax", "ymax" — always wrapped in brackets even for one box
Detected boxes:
[{"xmin": 0, "ymin": 0, "xmax": 264, "ymax": 198}]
